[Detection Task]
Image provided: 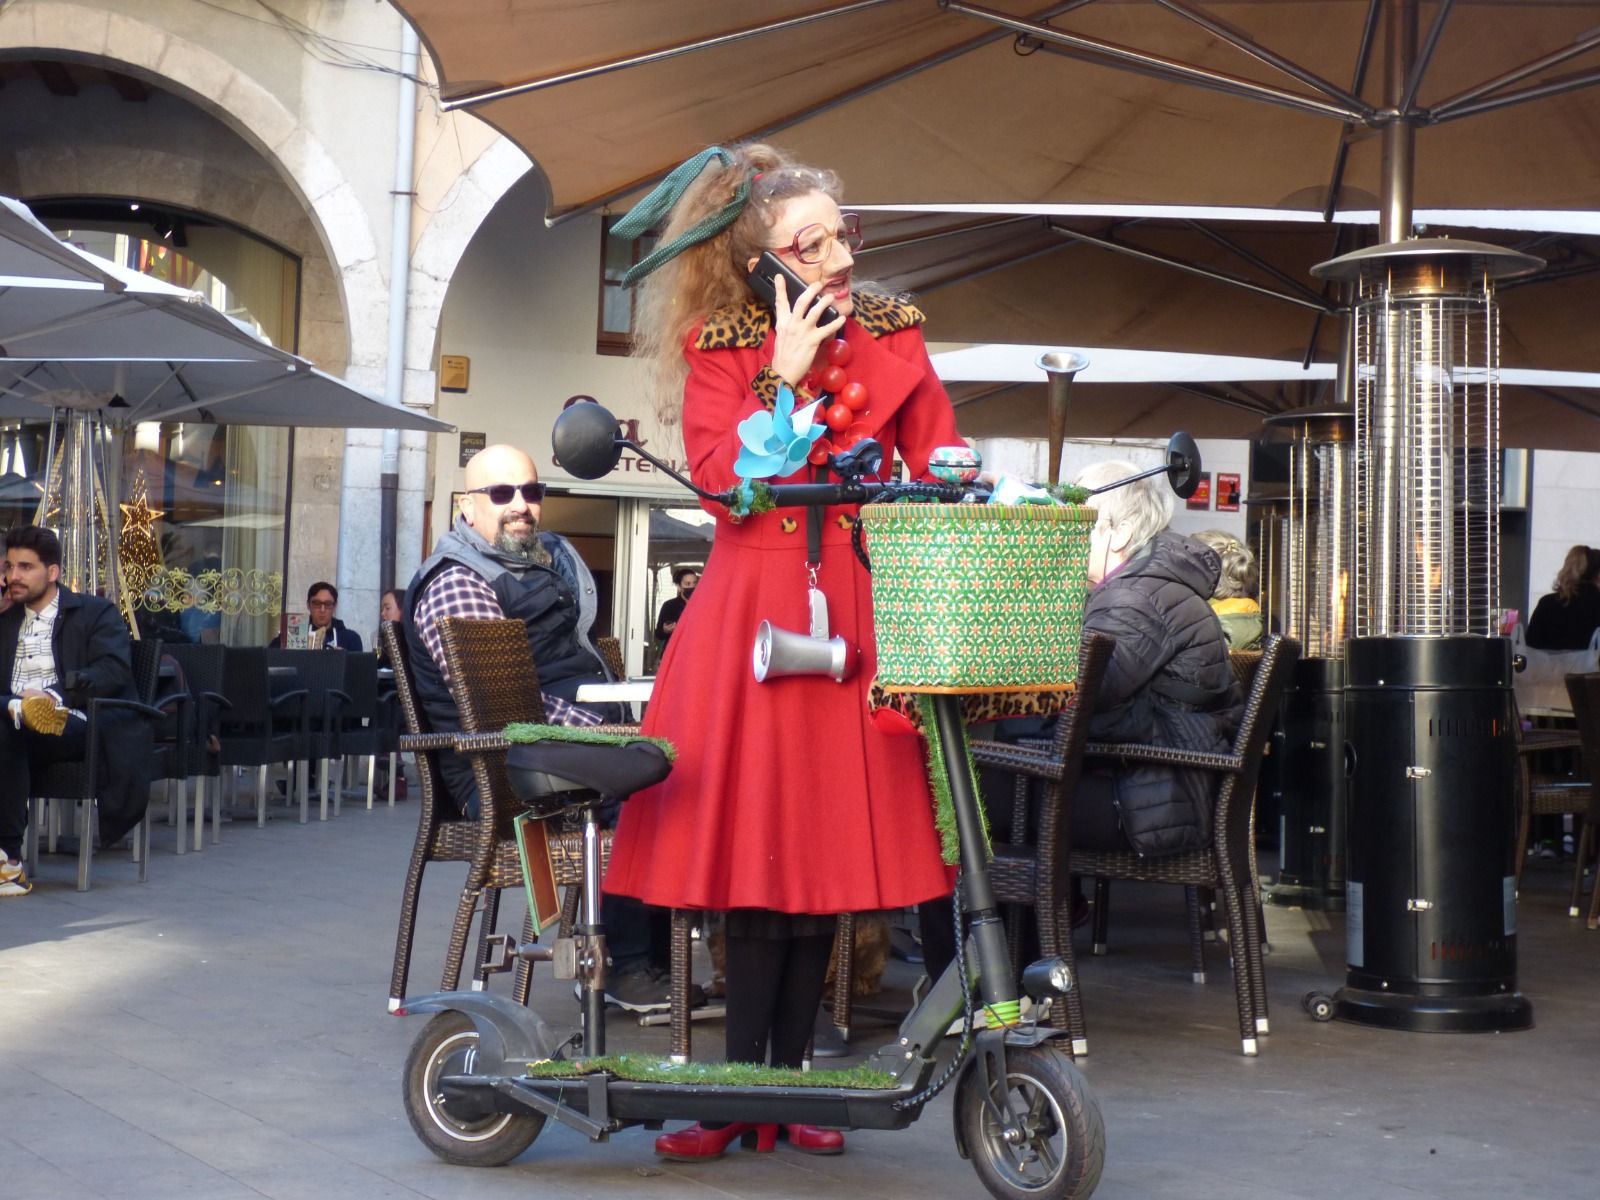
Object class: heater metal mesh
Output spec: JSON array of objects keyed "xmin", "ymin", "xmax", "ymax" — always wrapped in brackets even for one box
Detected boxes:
[
  {"xmin": 1353, "ymin": 282, "xmax": 1501, "ymax": 637},
  {"xmin": 1288, "ymin": 438, "xmax": 1354, "ymax": 657}
]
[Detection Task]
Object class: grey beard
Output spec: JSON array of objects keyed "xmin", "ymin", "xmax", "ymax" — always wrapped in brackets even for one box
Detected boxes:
[{"xmin": 496, "ymin": 527, "xmax": 551, "ymax": 566}]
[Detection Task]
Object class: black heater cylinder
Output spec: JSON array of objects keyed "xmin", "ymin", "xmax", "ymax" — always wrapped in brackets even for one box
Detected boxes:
[
  {"xmin": 1271, "ymin": 656, "xmax": 1347, "ymax": 911},
  {"xmin": 1336, "ymin": 636, "xmax": 1532, "ymax": 1033}
]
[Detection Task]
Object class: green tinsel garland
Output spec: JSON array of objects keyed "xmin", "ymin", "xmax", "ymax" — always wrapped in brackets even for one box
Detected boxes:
[
  {"xmin": 503, "ymin": 722, "xmax": 677, "ymax": 762},
  {"xmin": 1044, "ymin": 482, "xmax": 1092, "ymax": 505},
  {"xmin": 523, "ymin": 1053, "xmax": 897, "ymax": 1090},
  {"xmin": 916, "ymin": 695, "xmax": 992, "ymax": 866}
]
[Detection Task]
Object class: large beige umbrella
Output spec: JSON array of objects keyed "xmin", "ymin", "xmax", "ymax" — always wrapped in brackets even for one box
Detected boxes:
[{"xmin": 395, "ymin": 1, "xmax": 1600, "ymax": 220}]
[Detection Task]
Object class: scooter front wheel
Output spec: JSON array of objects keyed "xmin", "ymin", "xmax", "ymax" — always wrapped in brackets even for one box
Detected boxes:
[
  {"xmin": 957, "ymin": 1044, "xmax": 1105, "ymax": 1200},
  {"xmin": 404, "ymin": 1011, "xmax": 545, "ymax": 1166}
]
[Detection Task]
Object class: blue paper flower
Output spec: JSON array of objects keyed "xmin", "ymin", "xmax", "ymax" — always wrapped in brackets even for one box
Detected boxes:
[{"xmin": 733, "ymin": 384, "xmax": 825, "ymax": 480}]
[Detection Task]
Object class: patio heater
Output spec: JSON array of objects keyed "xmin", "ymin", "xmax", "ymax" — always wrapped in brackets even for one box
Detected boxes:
[
  {"xmin": 1260, "ymin": 409, "xmax": 1354, "ymax": 912},
  {"xmin": 1310, "ymin": 238, "xmax": 1539, "ymax": 1033},
  {"xmin": 1036, "ymin": 350, "xmax": 1088, "ymax": 483}
]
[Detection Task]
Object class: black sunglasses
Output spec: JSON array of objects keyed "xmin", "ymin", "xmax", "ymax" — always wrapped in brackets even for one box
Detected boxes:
[{"xmin": 469, "ymin": 482, "xmax": 547, "ymax": 505}]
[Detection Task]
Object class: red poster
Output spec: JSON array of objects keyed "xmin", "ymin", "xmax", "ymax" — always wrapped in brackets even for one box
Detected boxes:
[
  {"xmin": 1216, "ymin": 472, "xmax": 1241, "ymax": 512},
  {"xmin": 1186, "ymin": 472, "xmax": 1212, "ymax": 511}
]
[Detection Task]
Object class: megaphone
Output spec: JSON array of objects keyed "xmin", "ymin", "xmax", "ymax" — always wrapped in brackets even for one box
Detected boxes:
[{"xmin": 752, "ymin": 621, "xmax": 858, "ymax": 683}]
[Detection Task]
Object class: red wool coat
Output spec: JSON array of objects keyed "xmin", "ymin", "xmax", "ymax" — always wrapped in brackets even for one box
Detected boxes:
[{"xmin": 603, "ymin": 293, "xmax": 964, "ymax": 914}]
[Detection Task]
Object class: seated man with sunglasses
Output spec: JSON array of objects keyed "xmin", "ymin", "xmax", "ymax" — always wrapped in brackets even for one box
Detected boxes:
[{"xmin": 403, "ymin": 445, "xmax": 685, "ymax": 1012}]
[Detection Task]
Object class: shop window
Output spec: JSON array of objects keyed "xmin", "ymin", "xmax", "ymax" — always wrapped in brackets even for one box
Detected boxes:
[{"xmin": 597, "ymin": 217, "xmax": 656, "ymax": 356}]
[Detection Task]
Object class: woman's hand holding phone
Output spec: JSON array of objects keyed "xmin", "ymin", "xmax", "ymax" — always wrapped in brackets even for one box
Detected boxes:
[{"xmin": 767, "ymin": 268, "xmax": 847, "ymax": 390}]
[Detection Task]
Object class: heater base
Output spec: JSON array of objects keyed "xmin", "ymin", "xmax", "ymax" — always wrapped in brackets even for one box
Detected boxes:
[
  {"xmin": 1266, "ymin": 882, "xmax": 1345, "ymax": 912},
  {"xmin": 1333, "ymin": 984, "xmax": 1533, "ymax": 1034}
]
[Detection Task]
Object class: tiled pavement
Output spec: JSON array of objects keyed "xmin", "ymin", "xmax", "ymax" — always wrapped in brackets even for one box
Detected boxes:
[{"xmin": 3, "ymin": 784, "xmax": 1596, "ymax": 1199}]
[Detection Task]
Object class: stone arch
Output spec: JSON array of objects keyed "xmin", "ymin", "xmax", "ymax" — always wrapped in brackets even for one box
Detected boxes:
[{"xmin": 0, "ymin": 1, "xmax": 386, "ymax": 385}]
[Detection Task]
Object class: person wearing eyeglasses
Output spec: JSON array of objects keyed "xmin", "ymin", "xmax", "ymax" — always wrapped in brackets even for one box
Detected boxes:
[
  {"xmin": 269, "ymin": 581, "xmax": 363, "ymax": 651},
  {"xmin": 599, "ymin": 143, "xmax": 969, "ymax": 1161}
]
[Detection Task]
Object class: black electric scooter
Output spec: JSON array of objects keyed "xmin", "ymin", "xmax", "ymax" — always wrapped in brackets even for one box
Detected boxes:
[{"xmin": 398, "ymin": 402, "xmax": 1203, "ymax": 1200}]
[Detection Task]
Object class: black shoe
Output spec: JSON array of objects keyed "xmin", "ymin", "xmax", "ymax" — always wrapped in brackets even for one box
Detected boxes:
[
  {"xmin": 811, "ymin": 1011, "xmax": 849, "ymax": 1058},
  {"xmin": 583, "ymin": 966, "xmax": 706, "ymax": 1013}
]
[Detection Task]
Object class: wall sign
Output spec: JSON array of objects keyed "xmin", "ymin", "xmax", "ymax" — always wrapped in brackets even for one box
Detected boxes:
[
  {"xmin": 440, "ymin": 354, "xmax": 470, "ymax": 393},
  {"xmin": 1186, "ymin": 472, "xmax": 1213, "ymax": 511},
  {"xmin": 1215, "ymin": 472, "xmax": 1241, "ymax": 512},
  {"xmin": 459, "ymin": 430, "xmax": 486, "ymax": 467}
]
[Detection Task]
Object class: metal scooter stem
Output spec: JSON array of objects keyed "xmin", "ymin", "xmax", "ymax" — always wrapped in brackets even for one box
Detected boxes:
[
  {"xmin": 931, "ymin": 694, "xmax": 1015, "ymax": 1014},
  {"xmin": 581, "ymin": 805, "xmax": 606, "ymax": 1057}
]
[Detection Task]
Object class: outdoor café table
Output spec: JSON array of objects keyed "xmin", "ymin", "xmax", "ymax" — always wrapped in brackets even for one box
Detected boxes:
[{"xmin": 576, "ymin": 678, "xmax": 653, "ymax": 724}]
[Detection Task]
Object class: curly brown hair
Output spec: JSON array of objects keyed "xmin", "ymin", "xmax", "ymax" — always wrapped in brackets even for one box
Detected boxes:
[
  {"xmin": 1552, "ymin": 544, "xmax": 1600, "ymax": 602},
  {"xmin": 631, "ymin": 143, "xmax": 843, "ymax": 427}
]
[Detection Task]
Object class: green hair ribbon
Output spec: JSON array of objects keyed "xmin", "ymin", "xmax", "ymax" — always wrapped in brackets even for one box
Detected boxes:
[{"xmin": 615, "ymin": 146, "xmax": 752, "ymax": 286}]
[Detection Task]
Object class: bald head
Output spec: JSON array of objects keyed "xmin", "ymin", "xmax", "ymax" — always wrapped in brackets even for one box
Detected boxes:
[{"xmin": 462, "ymin": 444, "xmax": 544, "ymax": 557}]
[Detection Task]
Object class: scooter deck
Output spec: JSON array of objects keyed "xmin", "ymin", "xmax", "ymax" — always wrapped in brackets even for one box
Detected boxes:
[{"xmin": 444, "ymin": 1072, "xmax": 930, "ymax": 1133}]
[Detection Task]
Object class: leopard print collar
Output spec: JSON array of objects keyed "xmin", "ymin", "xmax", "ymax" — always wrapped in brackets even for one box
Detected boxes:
[{"xmin": 695, "ymin": 291, "xmax": 924, "ymax": 351}]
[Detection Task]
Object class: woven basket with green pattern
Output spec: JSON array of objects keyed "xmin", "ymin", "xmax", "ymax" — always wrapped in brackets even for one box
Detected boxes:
[{"xmin": 860, "ymin": 502, "xmax": 1095, "ymax": 694}]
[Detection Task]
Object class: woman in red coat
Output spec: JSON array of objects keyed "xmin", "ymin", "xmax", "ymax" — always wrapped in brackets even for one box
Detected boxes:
[{"xmin": 603, "ymin": 143, "xmax": 965, "ymax": 1161}]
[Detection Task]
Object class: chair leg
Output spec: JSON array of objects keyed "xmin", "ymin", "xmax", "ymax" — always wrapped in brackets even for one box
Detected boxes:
[
  {"xmin": 173, "ymin": 778, "xmax": 186, "ymax": 856},
  {"xmin": 76, "ymin": 799, "xmax": 93, "ymax": 892},
  {"xmin": 211, "ymin": 774, "xmax": 223, "ymax": 844},
  {"xmin": 472, "ymin": 889, "xmax": 502, "ymax": 991},
  {"xmin": 1184, "ymin": 886, "xmax": 1208, "ymax": 984},
  {"xmin": 366, "ymin": 755, "xmax": 377, "ymax": 810},
  {"xmin": 1091, "ymin": 878, "xmax": 1110, "ymax": 955},
  {"xmin": 442, "ymin": 887, "xmax": 482, "ymax": 993},
  {"xmin": 24, "ymin": 797, "xmax": 40, "ymax": 876},
  {"xmin": 137, "ymin": 815, "xmax": 150, "ymax": 883},
  {"xmin": 298, "ymin": 760, "xmax": 309, "ymax": 824},
  {"xmin": 1569, "ymin": 822, "xmax": 1594, "ymax": 918},
  {"xmin": 257, "ymin": 764, "xmax": 269, "ymax": 827},
  {"xmin": 832, "ymin": 912, "xmax": 856, "ymax": 1043},
  {"xmin": 389, "ymin": 843, "xmax": 432, "ymax": 1012},
  {"xmin": 387, "ymin": 752, "xmax": 398, "ymax": 806},
  {"xmin": 194, "ymin": 777, "xmax": 207, "ymax": 852},
  {"xmin": 1588, "ymin": 838, "xmax": 1600, "ymax": 930},
  {"xmin": 318, "ymin": 759, "xmax": 330, "ymax": 822},
  {"xmin": 1513, "ymin": 758, "xmax": 1532, "ymax": 892},
  {"xmin": 511, "ymin": 908, "xmax": 535, "ymax": 1007},
  {"xmin": 669, "ymin": 909, "xmax": 693, "ymax": 1063},
  {"xmin": 1038, "ymin": 892, "xmax": 1088, "ymax": 1056}
]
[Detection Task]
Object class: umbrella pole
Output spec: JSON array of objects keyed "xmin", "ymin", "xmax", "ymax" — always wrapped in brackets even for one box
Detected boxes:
[{"xmin": 1380, "ymin": 0, "xmax": 1418, "ymax": 242}]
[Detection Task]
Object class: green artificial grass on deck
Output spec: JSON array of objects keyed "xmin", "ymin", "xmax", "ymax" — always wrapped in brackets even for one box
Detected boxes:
[{"xmin": 523, "ymin": 1054, "xmax": 898, "ymax": 1090}]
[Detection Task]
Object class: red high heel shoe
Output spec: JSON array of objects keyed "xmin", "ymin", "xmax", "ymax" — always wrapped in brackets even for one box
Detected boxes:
[
  {"xmin": 654, "ymin": 1122, "xmax": 778, "ymax": 1161},
  {"xmin": 783, "ymin": 1124, "xmax": 846, "ymax": 1154}
]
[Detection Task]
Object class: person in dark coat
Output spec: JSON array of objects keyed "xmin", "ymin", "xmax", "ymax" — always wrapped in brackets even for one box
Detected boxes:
[
  {"xmin": 1074, "ymin": 460, "xmax": 1244, "ymax": 857},
  {"xmin": 270, "ymin": 581, "xmax": 363, "ymax": 651},
  {"xmin": 1525, "ymin": 545, "xmax": 1600, "ymax": 651},
  {"xmin": 0, "ymin": 526, "xmax": 151, "ymax": 894}
]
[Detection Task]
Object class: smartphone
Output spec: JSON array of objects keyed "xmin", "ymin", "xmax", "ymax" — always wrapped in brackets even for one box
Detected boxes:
[{"xmin": 746, "ymin": 251, "xmax": 841, "ymax": 327}]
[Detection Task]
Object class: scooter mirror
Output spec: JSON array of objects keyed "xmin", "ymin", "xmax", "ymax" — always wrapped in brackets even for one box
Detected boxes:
[
  {"xmin": 1165, "ymin": 431, "xmax": 1203, "ymax": 500},
  {"xmin": 552, "ymin": 401, "xmax": 625, "ymax": 480}
]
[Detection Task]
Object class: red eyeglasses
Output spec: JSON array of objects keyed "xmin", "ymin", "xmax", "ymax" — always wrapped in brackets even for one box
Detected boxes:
[{"xmin": 775, "ymin": 213, "xmax": 864, "ymax": 265}]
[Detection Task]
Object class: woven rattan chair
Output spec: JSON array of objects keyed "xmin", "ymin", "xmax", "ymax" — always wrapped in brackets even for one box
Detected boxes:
[
  {"xmin": 435, "ymin": 616, "xmax": 698, "ymax": 1060},
  {"xmin": 965, "ymin": 631, "xmax": 1115, "ymax": 1057},
  {"xmin": 382, "ymin": 620, "xmax": 484, "ymax": 1013},
  {"xmin": 1072, "ymin": 633, "xmax": 1300, "ymax": 1056},
  {"xmin": 1560, "ymin": 673, "xmax": 1600, "ymax": 926},
  {"xmin": 595, "ymin": 635, "xmax": 625, "ymax": 680}
]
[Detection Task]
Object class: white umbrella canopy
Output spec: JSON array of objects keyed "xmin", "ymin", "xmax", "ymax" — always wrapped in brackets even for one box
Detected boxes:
[
  {"xmin": 0, "ymin": 358, "xmax": 452, "ymax": 433},
  {"xmin": 0, "ymin": 195, "xmax": 122, "ymax": 287}
]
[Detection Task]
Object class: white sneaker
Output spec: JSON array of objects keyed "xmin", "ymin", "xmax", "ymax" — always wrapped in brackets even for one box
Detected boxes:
[{"xmin": 0, "ymin": 853, "xmax": 31, "ymax": 897}]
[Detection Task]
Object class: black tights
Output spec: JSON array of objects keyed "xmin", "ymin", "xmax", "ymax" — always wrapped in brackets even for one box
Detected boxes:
[{"xmin": 723, "ymin": 920, "xmax": 837, "ymax": 1069}]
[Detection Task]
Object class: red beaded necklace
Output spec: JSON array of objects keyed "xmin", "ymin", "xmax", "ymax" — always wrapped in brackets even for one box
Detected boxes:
[{"xmin": 800, "ymin": 337, "xmax": 870, "ymax": 464}]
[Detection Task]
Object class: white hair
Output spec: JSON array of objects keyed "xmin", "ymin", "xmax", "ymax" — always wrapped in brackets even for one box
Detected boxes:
[{"xmin": 1075, "ymin": 459, "xmax": 1174, "ymax": 555}]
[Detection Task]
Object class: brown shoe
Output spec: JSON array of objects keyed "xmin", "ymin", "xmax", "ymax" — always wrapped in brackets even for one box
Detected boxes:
[{"xmin": 21, "ymin": 694, "xmax": 68, "ymax": 736}]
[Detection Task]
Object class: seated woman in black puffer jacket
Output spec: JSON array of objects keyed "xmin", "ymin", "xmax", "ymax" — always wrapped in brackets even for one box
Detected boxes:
[{"xmin": 1072, "ymin": 460, "xmax": 1244, "ymax": 857}]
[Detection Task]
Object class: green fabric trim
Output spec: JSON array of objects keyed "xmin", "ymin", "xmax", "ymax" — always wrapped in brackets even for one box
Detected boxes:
[
  {"xmin": 523, "ymin": 1054, "xmax": 897, "ymax": 1090},
  {"xmin": 615, "ymin": 146, "xmax": 750, "ymax": 286},
  {"xmin": 917, "ymin": 695, "xmax": 991, "ymax": 867},
  {"xmin": 502, "ymin": 722, "xmax": 677, "ymax": 763}
]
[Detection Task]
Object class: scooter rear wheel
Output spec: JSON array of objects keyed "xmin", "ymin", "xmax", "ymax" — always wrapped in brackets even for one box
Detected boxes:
[
  {"xmin": 957, "ymin": 1043, "xmax": 1105, "ymax": 1200},
  {"xmin": 404, "ymin": 1011, "xmax": 544, "ymax": 1166}
]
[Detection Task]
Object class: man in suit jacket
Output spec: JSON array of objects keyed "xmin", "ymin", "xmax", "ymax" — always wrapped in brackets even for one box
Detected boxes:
[{"xmin": 0, "ymin": 526, "xmax": 150, "ymax": 896}]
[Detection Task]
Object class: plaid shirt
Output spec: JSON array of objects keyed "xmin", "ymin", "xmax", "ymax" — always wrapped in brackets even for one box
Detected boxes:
[{"xmin": 414, "ymin": 565, "xmax": 602, "ymax": 727}]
